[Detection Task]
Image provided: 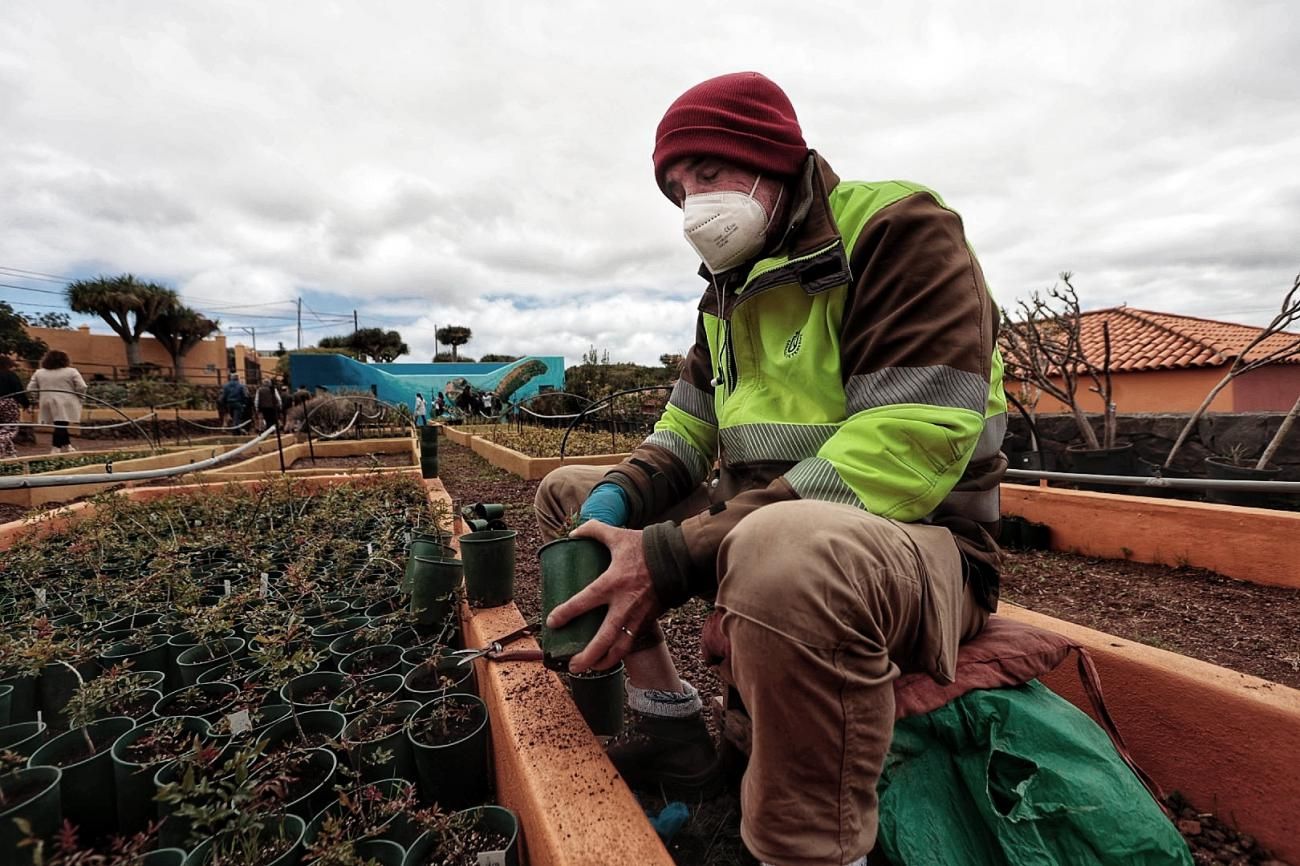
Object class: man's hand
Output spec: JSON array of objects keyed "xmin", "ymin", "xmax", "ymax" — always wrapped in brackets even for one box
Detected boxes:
[{"xmin": 545, "ymin": 520, "xmax": 662, "ymax": 673}]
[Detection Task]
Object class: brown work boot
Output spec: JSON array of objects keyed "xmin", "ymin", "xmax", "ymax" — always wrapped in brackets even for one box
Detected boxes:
[{"xmin": 606, "ymin": 711, "xmax": 723, "ymax": 797}]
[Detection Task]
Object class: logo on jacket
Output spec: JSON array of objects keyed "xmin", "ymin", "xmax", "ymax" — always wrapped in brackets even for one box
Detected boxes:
[{"xmin": 784, "ymin": 330, "xmax": 803, "ymax": 358}]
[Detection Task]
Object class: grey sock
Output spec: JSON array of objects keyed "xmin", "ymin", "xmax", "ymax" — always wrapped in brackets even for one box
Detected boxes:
[{"xmin": 626, "ymin": 679, "xmax": 702, "ymax": 718}]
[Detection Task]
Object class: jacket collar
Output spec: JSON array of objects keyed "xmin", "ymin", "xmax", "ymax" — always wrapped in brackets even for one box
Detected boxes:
[{"xmin": 697, "ymin": 151, "xmax": 850, "ymax": 316}]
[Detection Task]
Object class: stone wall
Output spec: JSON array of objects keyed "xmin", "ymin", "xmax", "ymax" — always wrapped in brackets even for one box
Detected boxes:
[{"xmin": 1005, "ymin": 412, "xmax": 1300, "ymax": 478}]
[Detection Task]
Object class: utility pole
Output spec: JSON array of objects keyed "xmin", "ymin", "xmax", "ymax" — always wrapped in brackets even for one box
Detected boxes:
[
  {"xmin": 296, "ymin": 297, "xmax": 302, "ymax": 349},
  {"xmin": 353, "ymin": 310, "xmax": 358, "ymax": 334}
]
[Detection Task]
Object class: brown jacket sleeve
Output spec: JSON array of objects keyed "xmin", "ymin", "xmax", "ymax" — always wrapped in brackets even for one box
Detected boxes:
[{"xmin": 643, "ymin": 191, "xmax": 995, "ymax": 608}]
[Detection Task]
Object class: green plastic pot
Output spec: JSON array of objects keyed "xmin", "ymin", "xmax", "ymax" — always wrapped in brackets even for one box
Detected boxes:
[
  {"xmin": 310, "ymin": 615, "xmax": 371, "ymax": 651},
  {"xmin": 184, "ymin": 813, "xmax": 305, "ymax": 866},
  {"xmin": 330, "ymin": 673, "xmax": 404, "ymax": 721},
  {"xmin": 464, "ymin": 517, "xmax": 491, "ymax": 532},
  {"xmin": 301, "ymin": 599, "xmax": 351, "ymax": 625},
  {"xmin": 38, "ymin": 657, "xmax": 98, "ymax": 729},
  {"xmin": 0, "ymin": 683, "xmax": 11, "ymax": 726},
  {"xmin": 281, "ymin": 671, "xmax": 349, "ymax": 711},
  {"xmin": 259, "ymin": 708, "xmax": 347, "ymax": 755},
  {"xmin": 98, "ymin": 687, "xmax": 163, "ymax": 722},
  {"xmin": 408, "ymin": 556, "xmax": 462, "ymax": 629},
  {"xmin": 111, "ymin": 715, "xmax": 212, "ymax": 834},
  {"xmin": 539, "ymin": 536, "xmax": 611, "ymax": 671},
  {"xmin": 306, "ymin": 777, "xmax": 419, "ymax": 846},
  {"xmin": 0, "ymin": 673, "xmax": 38, "ymax": 723},
  {"xmin": 0, "ymin": 721, "xmax": 48, "ymax": 757},
  {"xmin": 469, "ymin": 502, "xmax": 506, "ymax": 521},
  {"xmin": 403, "ymin": 805, "xmax": 520, "ymax": 866},
  {"xmin": 99, "ymin": 634, "xmax": 171, "ymax": 682},
  {"xmin": 567, "ymin": 662, "xmax": 626, "ymax": 737},
  {"xmin": 135, "ymin": 849, "xmax": 187, "ymax": 866},
  {"xmin": 152, "ymin": 682, "xmax": 240, "ymax": 723},
  {"xmin": 419, "ymin": 423, "xmax": 439, "ymax": 478},
  {"xmin": 402, "ymin": 539, "xmax": 456, "ymax": 592},
  {"xmin": 341, "ymin": 701, "xmax": 422, "ymax": 783},
  {"xmin": 407, "ymin": 693, "xmax": 490, "ymax": 808},
  {"xmin": 402, "ymin": 655, "xmax": 475, "ymax": 705},
  {"xmin": 175, "ymin": 637, "xmax": 246, "ymax": 687},
  {"xmin": 28, "ymin": 715, "xmax": 134, "ymax": 842},
  {"xmin": 459, "ymin": 529, "xmax": 517, "ymax": 607},
  {"xmin": 339, "ymin": 644, "xmax": 405, "ymax": 679},
  {"xmin": 99, "ymin": 611, "xmax": 165, "ymax": 639},
  {"xmin": 0, "ymin": 766, "xmax": 62, "ymax": 865},
  {"xmin": 255, "ymin": 746, "xmax": 338, "ymax": 818}
]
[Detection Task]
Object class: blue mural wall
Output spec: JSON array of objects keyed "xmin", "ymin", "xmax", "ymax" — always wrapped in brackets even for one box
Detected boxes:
[{"xmin": 288, "ymin": 354, "xmax": 565, "ymax": 413}]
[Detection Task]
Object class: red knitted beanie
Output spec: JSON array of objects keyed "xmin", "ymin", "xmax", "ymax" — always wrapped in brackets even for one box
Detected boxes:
[{"xmin": 653, "ymin": 71, "xmax": 808, "ymax": 198}]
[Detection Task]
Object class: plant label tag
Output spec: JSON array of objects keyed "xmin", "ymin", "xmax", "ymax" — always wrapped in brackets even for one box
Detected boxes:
[
  {"xmin": 227, "ymin": 709, "xmax": 252, "ymax": 734},
  {"xmin": 34, "ymin": 588, "xmax": 46, "ymax": 607},
  {"xmin": 36, "ymin": 710, "xmax": 42, "ymax": 725},
  {"xmin": 223, "ymin": 579, "xmax": 232, "ymax": 596},
  {"xmin": 477, "ymin": 853, "xmax": 507, "ymax": 866},
  {"xmin": 260, "ymin": 574, "xmax": 269, "ymax": 596},
  {"xmin": 367, "ymin": 542, "xmax": 374, "ymax": 556},
  {"xmin": 404, "ymin": 531, "xmax": 412, "ymax": 545}
]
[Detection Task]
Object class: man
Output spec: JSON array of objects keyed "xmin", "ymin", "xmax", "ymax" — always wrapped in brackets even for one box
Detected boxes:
[
  {"xmin": 254, "ymin": 376, "xmax": 282, "ymax": 432},
  {"xmin": 220, "ymin": 373, "xmax": 249, "ymax": 431},
  {"xmin": 539, "ymin": 72, "xmax": 1006, "ymax": 866}
]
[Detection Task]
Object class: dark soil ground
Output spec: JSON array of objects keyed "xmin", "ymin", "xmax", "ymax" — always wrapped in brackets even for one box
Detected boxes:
[
  {"xmin": 406, "ymin": 441, "xmax": 1300, "ymax": 864},
  {"xmin": 289, "ymin": 453, "xmax": 412, "ymax": 470}
]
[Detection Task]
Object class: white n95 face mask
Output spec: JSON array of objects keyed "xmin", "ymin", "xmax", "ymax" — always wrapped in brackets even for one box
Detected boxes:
[{"xmin": 683, "ymin": 176, "xmax": 772, "ymax": 274}]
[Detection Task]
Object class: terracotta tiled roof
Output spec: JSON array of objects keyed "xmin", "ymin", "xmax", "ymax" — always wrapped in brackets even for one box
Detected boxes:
[{"xmin": 1071, "ymin": 308, "xmax": 1300, "ymax": 372}]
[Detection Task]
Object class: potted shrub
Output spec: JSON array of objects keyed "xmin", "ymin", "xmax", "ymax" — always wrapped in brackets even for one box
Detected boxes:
[
  {"xmin": 403, "ymin": 805, "xmax": 521, "ymax": 866},
  {"xmin": 0, "ymin": 765, "xmax": 62, "ymax": 863},
  {"xmin": 341, "ymin": 701, "xmax": 422, "ymax": 784},
  {"xmin": 407, "ymin": 694, "xmax": 490, "ymax": 809},
  {"xmin": 111, "ymin": 715, "xmax": 214, "ymax": 834},
  {"xmin": 306, "ymin": 777, "xmax": 420, "ymax": 853},
  {"xmin": 330, "ymin": 674, "xmax": 404, "ymax": 722}
]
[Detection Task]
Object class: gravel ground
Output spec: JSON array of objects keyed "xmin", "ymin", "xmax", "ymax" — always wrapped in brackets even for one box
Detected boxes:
[{"xmin": 436, "ymin": 440, "xmax": 1293, "ymax": 866}]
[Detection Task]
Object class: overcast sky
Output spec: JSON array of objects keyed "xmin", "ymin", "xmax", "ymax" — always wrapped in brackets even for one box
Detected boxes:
[{"xmin": 2, "ymin": 1, "xmax": 1298, "ymax": 364}]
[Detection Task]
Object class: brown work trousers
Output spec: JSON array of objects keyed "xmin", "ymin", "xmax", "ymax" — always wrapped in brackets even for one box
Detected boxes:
[{"xmin": 535, "ymin": 465, "xmax": 988, "ymax": 866}]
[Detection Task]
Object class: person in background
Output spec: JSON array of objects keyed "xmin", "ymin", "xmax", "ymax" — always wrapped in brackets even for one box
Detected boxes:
[
  {"xmin": 254, "ymin": 376, "xmax": 283, "ymax": 432},
  {"xmin": 433, "ymin": 391, "xmax": 446, "ymax": 417},
  {"xmin": 0, "ymin": 356, "xmax": 29, "ymax": 458},
  {"xmin": 26, "ymin": 350, "xmax": 88, "ymax": 454},
  {"xmin": 220, "ymin": 373, "xmax": 249, "ymax": 431},
  {"xmin": 413, "ymin": 392, "xmax": 427, "ymax": 426},
  {"xmin": 482, "ymin": 390, "xmax": 495, "ymax": 415}
]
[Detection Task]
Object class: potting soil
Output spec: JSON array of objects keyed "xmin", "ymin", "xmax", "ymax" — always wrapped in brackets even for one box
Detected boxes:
[{"xmin": 877, "ymin": 679, "xmax": 1192, "ymax": 866}]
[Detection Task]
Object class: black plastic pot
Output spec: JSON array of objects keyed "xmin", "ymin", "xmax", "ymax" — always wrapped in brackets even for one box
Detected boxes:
[
  {"xmin": 1065, "ymin": 442, "xmax": 1137, "ymax": 491},
  {"xmin": 567, "ymin": 663, "xmax": 625, "ymax": 737},
  {"xmin": 0, "ymin": 683, "xmax": 10, "ymax": 726},
  {"xmin": 539, "ymin": 537, "xmax": 611, "ymax": 671},
  {"xmin": 342, "ymin": 701, "xmax": 422, "ymax": 783},
  {"xmin": 999, "ymin": 515, "xmax": 1053, "ymax": 551},
  {"xmin": 0, "ymin": 721, "xmax": 48, "ymax": 757},
  {"xmin": 1204, "ymin": 456, "xmax": 1284, "ymax": 508},
  {"xmin": 176, "ymin": 637, "xmax": 246, "ymax": 687},
  {"xmin": 403, "ymin": 804, "xmax": 521, "ymax": 866},
  {"xmin": 111, "ymin": 715, "xmax": 212, "ymax": 834},
  {"xmin": 256, "ymin": 746, "xmax": 338, "ymax": 818},
  {"xmin": 97, "ymin": 687, "xmax": 163, "ymax": 723},
  {"xmin": 28, "ymin": 715, "xmax": 134, "ymax": 842},
  {"xmin": 460, "ymin": 530, "xmax": 517, "ymax": 607},
  {"xmin": 408, "ymin": 556, "xmax": 462, "ymax": 630},
  {"xmin": 301, "ymin": 599, "xmax": 351, "ymax": 625},
  {"xmin": 407, "ymin": 693, "xmax": 490, "ymax": 808},
  {"xmin": 0, "ymin": 766, "xmax": 62, "ymax": 864},
  {"xmin": 136, "ymin": 849, "xmax": 186, "ymax": 866}
]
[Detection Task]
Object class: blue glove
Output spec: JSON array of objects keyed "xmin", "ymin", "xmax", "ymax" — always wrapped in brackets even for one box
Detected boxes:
[
  {"xmin": 648, "ymin": 802, "xmax": 690, "ymax": 843},
  {"xmin": 578, "ymin": 483, "xmax": 630, "ymax": 527}
]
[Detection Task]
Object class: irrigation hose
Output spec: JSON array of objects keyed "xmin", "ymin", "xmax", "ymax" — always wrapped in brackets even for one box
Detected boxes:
[
  {"xmin": 0, "ymin": 425, "xmax": 279, "ymax": 490},
  {"xmin": 1004, "ymin": 467, "xmax": 1300, "ymax": 493}
]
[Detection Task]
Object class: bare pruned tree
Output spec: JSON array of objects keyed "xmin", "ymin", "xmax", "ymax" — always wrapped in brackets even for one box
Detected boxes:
[
  {"xmin": 999, "ymin": 273, "xmax": 1117, "ymax": 450},
  {"xmin": 1164, "ymin": 273, "xmax": 1300, "ymax": 469}
]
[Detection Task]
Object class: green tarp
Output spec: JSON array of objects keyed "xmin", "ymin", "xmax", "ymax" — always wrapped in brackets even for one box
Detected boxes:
[{"xmin": 878, "ymin": 680, "xmax": 1193, "ymax": 866}]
